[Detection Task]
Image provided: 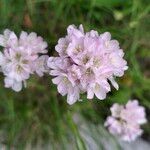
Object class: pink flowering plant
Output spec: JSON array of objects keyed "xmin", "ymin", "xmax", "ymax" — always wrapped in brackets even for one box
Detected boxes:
[
  {"xmin": 0, "ymin": 29, "xmax": 49, "ymax": 91},
  {"xmin": 105, "ymin": 100, "xmax": 147, "ymax": 142},
  {"xmin": 0, "ymin": 1, "xmax": 149, "ymax": 148},
  {"xmin": 47, "ymin": 25, "xmax": 128, "ymax": 105}
]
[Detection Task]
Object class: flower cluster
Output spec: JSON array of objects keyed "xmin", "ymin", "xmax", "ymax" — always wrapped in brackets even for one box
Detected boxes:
[
  {"xmin": 0, "ymin": 29, "xmax": 49, "ymax": 91},
  {"xmin": 104, "ymin": 100, "xmax": 147, "ymax": 142},
  {"xmin": 47, "ymin": 25, "xmax": 128, "ymax": 105}
]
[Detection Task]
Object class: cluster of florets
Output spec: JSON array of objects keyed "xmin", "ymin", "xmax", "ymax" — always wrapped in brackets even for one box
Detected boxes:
[
  {"xmin": 0, "ymin": 26, "xmax": 147, "ymax": 142},
  {"xmin": 104, "ymin": 100, "xmax": 147, "ymax": 142},
  {"xmin": 0, "ymin": 29, "xmax": 49, "ymax": 91},
  {"xmin": 47, "ymin": 25, "xmax": 128, "ymax": 105}
]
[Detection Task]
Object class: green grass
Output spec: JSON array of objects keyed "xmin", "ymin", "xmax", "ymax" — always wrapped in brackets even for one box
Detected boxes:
[{"xmin": 0, "ymin": 0, "xmax": 150, "ymax": 149}]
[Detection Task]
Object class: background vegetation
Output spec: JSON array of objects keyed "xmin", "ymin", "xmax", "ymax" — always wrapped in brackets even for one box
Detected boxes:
[{"xmin": 0, "ymin": 0, "xmax": 150, "ymax": 149}]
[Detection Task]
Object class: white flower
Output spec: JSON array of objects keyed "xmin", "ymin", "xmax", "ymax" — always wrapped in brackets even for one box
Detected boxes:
[
  {"xmin": 47, "ymin": 24, "xmax": 128, "ymax": 105},
  {"xmin": 0, "ymin": 29, "xmax": 49, "ymax": 91},
  {"xmin": 105, "ymin": 100, "xmax": 147, "ymax": 142},
  {"xmin": 34, "ymin": 55, "xmax": 49, "ymax": 77}
]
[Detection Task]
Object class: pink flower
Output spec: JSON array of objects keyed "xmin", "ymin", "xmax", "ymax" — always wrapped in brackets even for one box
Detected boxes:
[
  {"xmin": 67, "ymin": 64, "xmax": 82, "ymax": 86},
  {"xmin": 110, "ymin": 103, "xmax": 123, "ymax": 118},
  {"xmin": 105, "ymin": 116, "xmax": 123, "ymax": 134},
  {"xmin": 121, "ymin": 100, "xmax": 147, "ymax": 125},
  {"xmin": 19, "ymin": 31, "xmax": 48, "ymax": 55},
  {"xmin": 121, "ymin": 123, "xmax": 143, "ymax": 142},
  {"xmin": 87, "ymin": 79, "xmax": 110, "ymax": 99},
  {"xmin": 105, "ymin": 100, "xmax": 147, "ymax": 142},
  {"xmin": 48, "ymin": 24, "xmax": 128, "ymax": 104},
  {"xmin": 4, "ymin": 77, "xmax": 24, "ymax": 92},
  {"xmin": 0, "ymin": 29, "xmax": 49, "ymax": 91},
  {"xmin": 55, "ymin": 37, "xmax": 69, "ymax": 56},
  {"xmin": 47, "ymin": 56, "xmax": 81, "ymax": 105},
  {"xmin": 0, "ymin": 29, "xmax": 18, "ymax": 48},
  {"xmin": 52, "ymin": 75, "xmax": 80, "ymax": 105},
  {"xmin": 34, "ymin": 55, "xmax": 49, "ymax": 77}
]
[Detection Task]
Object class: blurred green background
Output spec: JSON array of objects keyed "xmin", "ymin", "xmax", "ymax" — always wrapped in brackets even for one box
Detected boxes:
[{"xmin": 0, "ymin": 0, "xmax": 150, "ymax": 149}]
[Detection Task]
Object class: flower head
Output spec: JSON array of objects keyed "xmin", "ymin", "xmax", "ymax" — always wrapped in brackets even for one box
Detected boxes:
[
  {"xmin": 47, "ymin": 24, "xmax": 128, "ymax": 104},
  {"xmin": 0, "ymin": 29, "xmax": 49, "ymax": 91},
  {"xmin": 105, "ymin": 100, "xmax": 147, "ymax": 142}
]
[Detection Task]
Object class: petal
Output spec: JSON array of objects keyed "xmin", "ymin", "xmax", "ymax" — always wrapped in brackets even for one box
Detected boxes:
[
  {"xmin": 50, "ymin": 70, "xmax": 61, "ymax": 76},
  {"xmin": 52, "ymin": 76, "xmax": 62, "ymax": 84},
  {"xmin": 67, "ymin": 92, "xmax": 78, "ymax": 105},
  {"xmin": 4, "ymin": 77, "xmax": 14, "ymax": 87},
  {"xmin": 110, "ymin": 103, "xmax": 123, "ymax": 118},
  {"xmin": 12, "ymin": 81, "xmax": 22, "ymax": 92},
  {"xmin": 0, "ymin": 51, "xmax": 5, "ymax": 65},
  {"xmin": 79, "ymin": 24, "xmax": 84, "ymax": 33},
  {"xmin": 57, "ymin": 81, "xmax": 68, "ymax": 96},
  {"xmin": 20, "ymin": 31, "xmax": 28, "ymax": 40},
  {"xmin": 67, "ymin": 87, "xmax": 79, "ymax": 105},
  {"xmin": 0, "ymin": 35, "xmax": 5, "ymax": 47},
  {"xmin": 109, "ymin": 77, "xmax": 119, "ymax": 90},
  {"xmin": 4, "ymin": 77, "xmax": 22, "ymax": 92},
  {"xmin": 47, "ymin": 57, "xmax": 58, "ymax": 69},
  {"xmin": 97, "ymin": 78, "xmax": 111, "ymax": 91},
  {"xmin": 87, "ymin": 88, "xmax": 94, "ymax": 99},
  {"xmin": 7, "ymin": 32, "xmax": 18, "ymax": 47},
  {"xmin": 4, "ymin": 29, "xmax": 12, "ymax": 37},
  {"xmin": 100, "ymin": 32, "xmax": 111, "ymax": 41},
  {"xmin": 94, "ymin": 85, "xmax": 106, "ymax": 100},
  {"xmin": 29, "ymin": 32, "xmax": 37, "ymax": 39}
]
